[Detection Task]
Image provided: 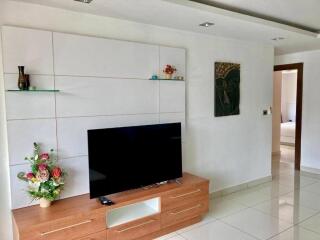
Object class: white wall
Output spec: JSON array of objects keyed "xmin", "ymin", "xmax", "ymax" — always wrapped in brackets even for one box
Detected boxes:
[
  {"xmin": 272, "ymin": 71, "xmax": 282, "ymax": 154},
  {"xmin": 281, "ymin": 72, "xmax": 297, "ymax": 122},
  {"xmin": 276, "ymin": 51, "xmax": 320, "ymax": 171},
  {"xmin": 0, "ymin": 1, "xmax": 13, "ymax": 239},
  {"xmin": 0, "ymin": 2, "xmax": 274, "ymax": 238}
]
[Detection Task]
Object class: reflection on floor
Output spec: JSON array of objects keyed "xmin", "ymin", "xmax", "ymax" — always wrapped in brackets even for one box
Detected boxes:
[
  {"xmin": 279, "ymin": 145, "xmax": 295, "ymax": 165},
  {"xmin": 156, "ymin": 155, "xmax": 320, "ymax": 240}
]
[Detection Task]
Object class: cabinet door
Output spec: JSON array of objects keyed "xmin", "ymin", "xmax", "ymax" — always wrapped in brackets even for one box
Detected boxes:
[
  {"xmin": 19, "ymin": 211, "xmax": 106, "ymax": 240},
  {"xmin": 161, "ymin": 198, "xmax": 209, "ymax": 228},
  {"xmin": 78, "ymin": 231, "xmax": 107, "ymax": 240},
  {"xmin": 107, "ymin": 215, "xmax": 160, "ymax": 240}
]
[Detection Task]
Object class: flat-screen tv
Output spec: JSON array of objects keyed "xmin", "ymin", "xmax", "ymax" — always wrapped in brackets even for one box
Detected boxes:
[{"xmin": 87, "ymin": 123, "xmax": 182, "ymax": 199}]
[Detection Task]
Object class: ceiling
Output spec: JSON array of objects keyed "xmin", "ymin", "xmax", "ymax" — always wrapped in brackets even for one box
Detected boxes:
[
  {"xmin": 10, "ymin": 0, "xmax": 320, "ymax": 55},
  {"xmin": 192, "ymin": 0, "xmax": 320, "ymax": 33}
]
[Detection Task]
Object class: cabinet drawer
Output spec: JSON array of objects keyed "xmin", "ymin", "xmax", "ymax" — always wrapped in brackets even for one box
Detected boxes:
[
  {"xmin": 107, "ymin": 214, "xmax": 160, "ymax": 240},
  {"xmin": 78, "ymin": 231, "xmax": 107, "ymax": 240},
  {"xmin": 161, "ymin": 198, "xmax": 209, "ymax": 228},
  {"xmin": 162, "ymin": 183, "xmax": 209, "ymax": 211},
  {"xmin": 20, "ymin": 211, "xmax": 106, "ymax": 240}
]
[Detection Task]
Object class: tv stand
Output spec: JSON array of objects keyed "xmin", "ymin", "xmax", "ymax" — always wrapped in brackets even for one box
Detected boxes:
[{"xmin": 12, "ymin": 173, "xmax": 209, "ymax": 240}]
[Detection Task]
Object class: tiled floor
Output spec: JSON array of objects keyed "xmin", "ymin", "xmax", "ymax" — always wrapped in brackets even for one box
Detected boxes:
[{"xmin": 156, "ymin": 150, "xmax": 320, "ymax": 240}]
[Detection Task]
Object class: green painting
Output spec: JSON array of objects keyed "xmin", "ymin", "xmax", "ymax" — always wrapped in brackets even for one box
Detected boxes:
[{"xmin": 215, "ymin": 62, "xmax": 240, "ymax": 117}]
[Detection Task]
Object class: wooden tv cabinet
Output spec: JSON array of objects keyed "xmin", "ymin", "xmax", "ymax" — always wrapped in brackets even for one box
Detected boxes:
[{"xmin": 12, "ymin": 173, "xmax": 209, "ymax": 240}]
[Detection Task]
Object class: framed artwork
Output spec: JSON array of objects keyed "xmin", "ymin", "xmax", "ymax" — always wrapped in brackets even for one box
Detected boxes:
[{"xmin": 214, "ymin": 62, "xmax": 240, "ymax": 117}]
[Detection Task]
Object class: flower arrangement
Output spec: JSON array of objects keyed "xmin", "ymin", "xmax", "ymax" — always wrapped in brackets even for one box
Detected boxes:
[
  {"xmin": 17, "ymin": 143, "xmax": 65, "ymax": 207},
  {"xmin": 163, "ymin": 64, "xmax": 177, "ymax": 75}
]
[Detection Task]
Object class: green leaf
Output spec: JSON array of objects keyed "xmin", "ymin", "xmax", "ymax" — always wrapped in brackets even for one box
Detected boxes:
[{"xmin": 17, "ymin": 172, "xmax": 28, "ymax": 182}]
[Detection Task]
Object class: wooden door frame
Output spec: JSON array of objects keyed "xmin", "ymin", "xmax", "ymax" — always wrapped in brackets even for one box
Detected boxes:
[{"xmin": 274, "ymin": 63, "xmax": 303, "ymax": 170}]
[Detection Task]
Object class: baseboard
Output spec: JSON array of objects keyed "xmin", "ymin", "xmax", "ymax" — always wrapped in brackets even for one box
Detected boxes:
[
  {"xmin": 301, "ymin": 166, "xmax": 320, "ymax": 179},
  {"xmin": 210, "ymin": 175, "xmax": 272, "ymax": 199}
]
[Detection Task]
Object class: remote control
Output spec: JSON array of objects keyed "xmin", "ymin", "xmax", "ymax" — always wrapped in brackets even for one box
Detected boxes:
[{"xmin": 99, "ymin": 196, "xmax": 115, "ymax": 206}]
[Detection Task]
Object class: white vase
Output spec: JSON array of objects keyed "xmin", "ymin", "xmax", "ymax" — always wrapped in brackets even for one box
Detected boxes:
[
  {"xmin": 39, "ymin": 198, "xmax": 52, "ymax": 208},
  {"xmin": 164, "ymin": 73, "xmax": 172, "ymax": 79}
]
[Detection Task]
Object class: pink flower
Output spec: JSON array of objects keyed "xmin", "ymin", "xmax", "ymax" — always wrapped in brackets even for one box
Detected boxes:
[
  {"xmin": 40, "ymin": 153, "xmax": 49, "ymax": 160},
  {"xmin": 38, "ymin": 163, "xmax": 47, "ymax": 171},
  {"xmin": 52, "ymin": 167, "xmax": 62, "ymax": 178},
  {"xmin": 36, "ymin": 170, "xmax": 50, "ymax": 182},
  {"xmin": 26, "ymin": 172, "xmax": 34, "ymax": 180}
]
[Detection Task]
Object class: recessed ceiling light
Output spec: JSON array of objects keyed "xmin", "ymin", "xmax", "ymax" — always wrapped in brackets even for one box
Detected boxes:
[
  {"xmin": 74, "ymin": 0, "xmax": 93, "ymax": 3},
  {"xmin": 199, "ymin": 22, "xmax": 215, "ymax": 27},
  {"xmin": 271, "ymin": 37, "xmax": 286, "ymax": 41}
]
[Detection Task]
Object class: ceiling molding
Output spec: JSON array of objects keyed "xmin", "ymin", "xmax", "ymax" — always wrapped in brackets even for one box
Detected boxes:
[
  {"xmin": 165, "ymin": 0, "xmax": 318, "ymax": 38},
  {"xmin": 189, "ymin": 0, "xmax": 320, "ymax": 33}
]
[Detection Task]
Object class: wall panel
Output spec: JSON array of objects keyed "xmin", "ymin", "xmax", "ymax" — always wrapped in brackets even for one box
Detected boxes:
[
  {"xmin": 59, "ymin": 156, "xmax": 90, "ymax": 199},
  {"xmin": 159, "ymin": 81, "xmax": 185, "ymax": 113},
  {"xmin": 5, "ymin": 74, "xmax": 55, "ymax": 120},
  {"xmin": 7, "ymin": 119, "xmax": 57, "ymax": 165},
  {"xmin": 2, "ymin": 26, "xmax": 53, "ymax": 74},
  {"xmin": 160, "ymin": 46, "xmax": 186, "ymax": 79},
  {"xmin": 55, "ymin": 76, "xmax": 160, "ymax": 117},
  {"xmin": 57, "ymin": 114, "xmax": 159, "ymax": 159},
  {"xmin": 53, "ymin": 32, "xmax": 159, "ymax": 78}
]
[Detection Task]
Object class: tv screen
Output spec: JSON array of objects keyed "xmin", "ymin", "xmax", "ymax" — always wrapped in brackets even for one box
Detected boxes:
[{"xmin": 87, "ymin": 123, "xmax": 182, "ymax": 199}]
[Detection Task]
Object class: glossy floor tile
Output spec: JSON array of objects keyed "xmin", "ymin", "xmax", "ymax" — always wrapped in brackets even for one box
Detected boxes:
[
  {"xmin": 221, "ymin": 208, "xmax": 293, "ymax": 239},
  {"xmin": 180, "ymin": 220, "xmax": 257, "ymax": 240},
  {"xmin": 280, "ymin": 190, "xmax": 320, "ymax": 211},
  {"xmin": 269, "ymin": 226, "xmax": 320, "ymax": 240},
  {"xmin": 155, "ymin": 151, "xmax": 320, "ymax": 240},
  {"xmin": 302, "ymin": 181, "xmax": 320, "ymax": 195},
  {"xmin": 253, "ymin": 198, "xmax": 319, "ymax": 224},
  {"xmin": 207, "ymin": 196, "xmax": 248, "ymax": 219},
  {"xmin": 279, "ymin": 145, "xmax": 295, "ymax": 165},
  {"xmin": 299, "ymin": 213, "xmax": 320, "ymax": 235},
  {"xmin": 155, "ymin": 232, "xmax": 180, "ymax": 240}
]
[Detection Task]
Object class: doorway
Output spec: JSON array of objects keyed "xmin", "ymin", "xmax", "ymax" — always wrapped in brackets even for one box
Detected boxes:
[{"xmin": 273, "ymin": 63, "xmax": 303, "ymax": 171}]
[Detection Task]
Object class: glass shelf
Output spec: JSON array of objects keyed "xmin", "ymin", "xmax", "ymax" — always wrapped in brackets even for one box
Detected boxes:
[
  {"xmin": 149, "ymin": 79, "xmax": 185, "ymax": 81},
  {"xmin": 6, "ymin": 89, "xmax": 60, "ymax": 92}
]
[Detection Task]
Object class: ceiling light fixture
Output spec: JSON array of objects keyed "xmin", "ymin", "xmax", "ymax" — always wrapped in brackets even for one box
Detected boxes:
[
  {"xmin": 74, "ymin": 0, "xmax": 93, "ymax": 3},
  {"xmin": 199, "ymin": 22, "xmax": 215, "ymax": 27}
]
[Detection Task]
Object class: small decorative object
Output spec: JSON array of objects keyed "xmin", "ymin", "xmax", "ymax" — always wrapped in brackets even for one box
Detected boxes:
[
  {"xmin": 151, "ymin": 74, "xmax": 158, "ymax": 80},
  {"xmin": 18, "ymin": 66, "xmax": 28, "ymax": 90},
  {"xmin": 215, "ymin": 62, "xmax": 240, "ymax": 117},
  {"xmin": 17, "ymin": 143, "xmax": 66, "ymax": 208},
  {"xmin": 174, "ymin": 76, "xmax": 184, "ymax": 81},
  {"xmin": 25, "ymin": 74, "xmax": 30, "ymax": 89},
  {"xmin": 163, "ymin": 65, "xmax": 176, "ymax": 79}
]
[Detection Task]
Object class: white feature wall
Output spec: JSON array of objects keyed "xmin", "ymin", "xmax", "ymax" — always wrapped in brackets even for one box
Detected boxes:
[
  {"xmin": 276, "ymin": 51, "xmax": 320, "ymax": 171},
  {"xmin": 2, "ymin": 26, "xmax": 186, "ymax": 209}
]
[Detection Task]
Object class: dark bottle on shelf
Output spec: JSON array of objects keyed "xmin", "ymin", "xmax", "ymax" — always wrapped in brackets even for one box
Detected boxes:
[{"xmin": 18, "ymin": 66, "xmax": 27, "ymax": 90}]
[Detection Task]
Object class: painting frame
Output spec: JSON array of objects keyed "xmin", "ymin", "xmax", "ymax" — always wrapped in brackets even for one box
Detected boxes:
[{"xmin": 214, "ymin": 62, "xmax": 240, "ymax": 117}]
